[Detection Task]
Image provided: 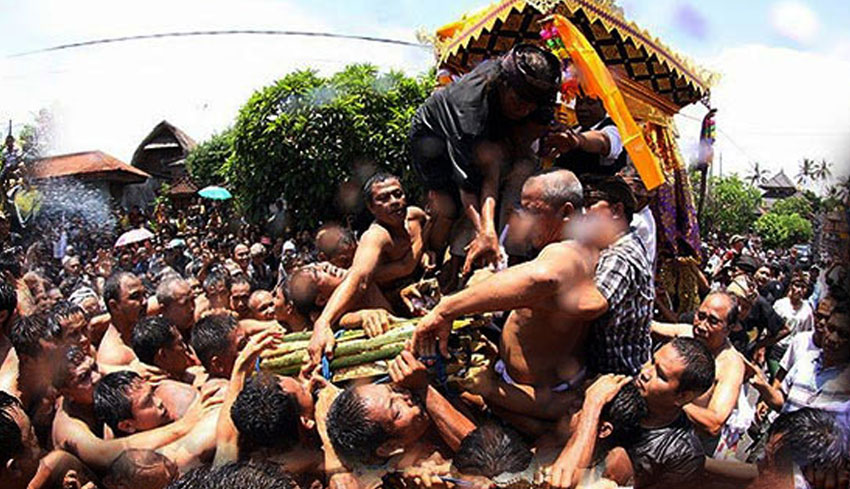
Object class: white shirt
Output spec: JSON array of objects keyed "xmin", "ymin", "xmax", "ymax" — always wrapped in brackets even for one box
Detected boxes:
[
  {"xmin": 773, "ymin": 297, "xmax": 815, "ymax": 351},
  {"xmin": 631, "ymin": 207, "xmax": 656, "ymax": 272},
  {"xmin": 584, "ymin": 119, "xmax": 624, "ymax": 168}
]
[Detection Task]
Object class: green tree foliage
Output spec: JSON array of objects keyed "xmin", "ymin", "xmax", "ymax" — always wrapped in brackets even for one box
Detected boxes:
[
  {"xmin": 224, "ymin": 64, "xmax": 431, "ymax": 230},
  {"xmin": 771, "ymin": 195, "xmax": 813, "ymax": 217},
  {"xmin": 754, "ymin": 212, "xmax": 813, "ymax": 249},
  {"xmin": 186, "ymin": 130, "xmax": 232, "ymax": 188},
  {"xmin": 701, "ymin": 175, "xmax": 763, "ymax": 237}
]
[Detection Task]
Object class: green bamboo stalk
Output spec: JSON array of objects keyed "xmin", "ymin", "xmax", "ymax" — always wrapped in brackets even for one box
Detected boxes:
[{"xmin": 265, "ymin": 342, "xmax": 407, "ymax": 376}]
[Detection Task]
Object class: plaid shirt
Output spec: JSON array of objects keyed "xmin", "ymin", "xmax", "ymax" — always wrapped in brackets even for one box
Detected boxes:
[
  {"xmin": 781, "ymin": 352, "xmax": 850, "ymax": 431},
  {"xmin": 590, "ymin": 229, "xmax": 654, "ymax": 375}
]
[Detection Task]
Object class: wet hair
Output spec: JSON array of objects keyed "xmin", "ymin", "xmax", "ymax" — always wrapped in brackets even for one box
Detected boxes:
[
  {"xmin": 315, "ymin": 225, "xmax": 355, "ymax": 260},
  {"xmin": 166, "ymin": 460, "xmax": 297, "ymax": 489},
  {"xmin": 669, "ymin": 337, "xmax": 715, "ymax": 394},
  {"xmin": 600, "ymin": 382, "xmax": 648, "ymax": 446},
  {"xmin": 132, "ymin": 315, "xmax": 177, "ymax": 365},
  {"xmin": 104, "ymin": 449, "xmax": 179, "ymax": 489},
  {"xmin": 104, "ymin": 272, "xmax": 136, "ymax": 313},
  {"xmin": 326, "ymin": 386, "xmax": 390, "ymax": 465},
  {"xmin": 9, "ymin": 313, "xmax": 61, "ymax": 358},
  {"xmin": 768, "ymin": 408, "xmax": 848, "ymax": 472},
  {"xmin": 230, "ymin": 372, "xmax": 300, "ymax": 451},
  {"xmin": 282, "ymin": 267, "xmax": 321, "ymax": 318},
  {"xmin": 0, "ymin": 280, "xmax": 17, "ymax": 323},
  {"xmin": 93, "ymin": 371, "xmax": 141, "ymax": 433},
  {"xmin": 362, "ymin": 172, "xmax": 400, "ymax": 206},
  {"xmin": 0, "ymin": 390, "xmax": 23, "ymax": 466},
  {"xmin": 47, "ymin": 300, "xmax": 85, "ymax": 335},
  {"xmin": 190, "ymin": 313, "xmax": 237, "ymax": 371},
  {"xmin": 453, "ymin": 424, "xmax": 532, "ymax": 478},
  {"xmin": 156, "ymin": 276, "xmax": 187, "ymax": 307},
  {"xmin": 527, "ymin": 168, "xmax": 583, "ymax": 211},
  {"xmin": 55, "ymin": 344, "xmax": 89, "ymax": 390},
  {"xmin": 203, "ymin": 268, "xmax": 231, "ymax": 294}
]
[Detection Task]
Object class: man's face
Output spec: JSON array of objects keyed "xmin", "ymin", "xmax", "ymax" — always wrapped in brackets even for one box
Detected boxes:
[
  {"xmin": 514, "ymin": 179, "xmax": 565, "ymax": 252},
  {"xmin": 157, "ymin": 327, "xmax": 196, "ymax": 375},
  {"xmin": 821, "ymin": 312, "xmax": 850, "ymax": 365},
  {"xmin": 498, "ymin": 84, "xmax": 537, "ymax": 121},
  {"xmin": 367, "ymin": 179, "xmax": 407, "ymax": 227},
  {"xmin": 233, "ymin": 245, "xmax": 250, "ymax": 270},
  {"xmin": 125, "ymin": 380, "xmax": 169, "ymax": 432},
  {"xmin": 187, "ymin": 278, "xmax": 203, "ymax": 297},
  {"xmin": 117, "ymin": 275, "xmax": 147, "ymax": 324},
  {"xmin": 577, "ymin": 199, "xmax": 622, "ymax": 249},
  {"xmin": 789, "ymin": 281, "xmax": 807, "ymax": 302},
  {"xmin": 574, "ymin": 96, "xmax": 605, "ymax": 127},
  {"xmin": 46, "ymin": 289, "xmax": 63, "ymax": 307},
  {"xmin": 813, "ymin": 298, "xmax": 835, "ymax": 347},
  {"xmin": 64, "ymin": 354, "xmax": 101, "ymax": 405},
  {"xmin": 65, "ymin": 258, "xmax": 81, "ymax": 277},
  {"xmin": 249, "ymin": 291, "xmax": 276, "ymax": 321},
  {"xmin": 635, "ymin": 344, "xmax": 688, "ymax": 413},
  {"xmin": 692, "ymin": 294, "xmax": 732, "ymax": 348},
  {"xmin": 754, "ymin": 267, "xmax": 771, "ymax": 287},
  {"xmin": 278, "ymin": 376, "xmax": 315, "ymax": 421},
  {"xmin": 60, "ymin": 312, "xmax": 91, "ymax": 351},
  {"xmin": 215, "ymin": 325, "xmax": 248, "ymax": 377},
  {"xmin": 230, "ymin": 283, "xmax": 251, "ymax": 317},
  {"xmin": 163, "ymin": 281, "xmax": 195, "ymax": 332},
  {"xmin": 356, "ymin": 383, "xmax": 429, "ymax": 450}
]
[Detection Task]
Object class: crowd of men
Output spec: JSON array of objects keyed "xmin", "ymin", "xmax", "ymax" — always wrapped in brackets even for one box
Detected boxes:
[{"xmin": 0, "ymin": 44, "xmax": 847, "ymax": 489}]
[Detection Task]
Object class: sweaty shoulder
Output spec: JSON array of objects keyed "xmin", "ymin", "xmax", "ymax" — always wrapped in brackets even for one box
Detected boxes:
[
  {"xmin": 406, "ymin": 206, "xmax": 427, "ymax": 222},
  {"xmin": 538, "ymin": 242, "xmax": 593, "ymax": 271}
]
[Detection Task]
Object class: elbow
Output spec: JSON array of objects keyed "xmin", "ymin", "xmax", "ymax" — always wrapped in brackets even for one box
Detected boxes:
[{"xmin": 705, "ymin": 421, "xmax": 724, "ymax": 438}]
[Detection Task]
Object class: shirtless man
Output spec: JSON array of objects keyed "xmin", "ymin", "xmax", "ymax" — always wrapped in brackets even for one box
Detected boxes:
[
  {"xmin": 155, "ymin": 276, "xmax": 196, "ymax": 340},
  {"xmin": 52, "ymin": 348, "xmax": 216, "ymax": 471},
  {"xmin": 97, "ymin": 272, "xmax": 148, "ymax": 371},
  {"xmin": 412, "ymin": 170, "xmax": 608, "ymax": 420},
  {"xmin": 0, "ymin": 280, "xmax": 19, "ymax": 393},
  {"xmin": 248, "ymin": 289, "xmax": 276, "ymax": 321},
  {"xmin": 650, "ymin": 292, "xmax": 745, "ymax": 438},
  {"xmin": 307, "ymin": 173, "xmax": 427, "ymax": 366}
]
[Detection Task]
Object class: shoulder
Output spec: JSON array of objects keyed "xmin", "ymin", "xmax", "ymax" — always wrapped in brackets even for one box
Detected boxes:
[
  {"xmin": 362, "ymin": 224, "xmax": 392, "ymax": 244},
  {"xmin": 406, "ymin": 206, "xmax": 427, "ymax": 221}
]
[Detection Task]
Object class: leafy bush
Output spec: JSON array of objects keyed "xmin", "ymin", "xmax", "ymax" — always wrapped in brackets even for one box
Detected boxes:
[
  {"xmin": 754, "ymin": 212, "xmax": 813, "ymax": 249},
  {"xmin": 223, "ymin": 64, "xmax": 431, "ymax": 231},
  {"xmin": 185, "ymin": 130, "xmax": 232, "ymax": 188},
  {"xmin": 770, "ymin": 195, "xmax": 812, "ymax": 217},
  {"xmin": 701, "ymin": 175, "xmax": 763, "ymax": 237}
]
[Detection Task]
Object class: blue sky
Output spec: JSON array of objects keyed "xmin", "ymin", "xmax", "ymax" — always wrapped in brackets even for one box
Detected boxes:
[{"xmin": 2, "ymin": 0, "xmax": 848, "ymax": 184}]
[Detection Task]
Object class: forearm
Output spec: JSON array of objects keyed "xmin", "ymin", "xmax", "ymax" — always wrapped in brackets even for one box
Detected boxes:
[
  {"xmin": 650, "ymin": 321, "xmax": 692, "ymax": 340},
  {"xmin": 704, "ymin": 457, "xmax": 759, "ymax": 480},
  {"xmin": 317, "ymin": 273, "xmax": 369, "ymax": 329},
  {"xmin": 214, "ymin": 369, "xmax": 248, "ymax": 465},
  {"xmin": 578, "ymin": 131, "xmax": 610, "ymax": 156},
  {"xmin": 422, "ymin": 385, "xmax": 475, "ymax": 451},
  {"xmin": 683, "ymin": 403, "xmax": 728, "ymax": 437},
  {"xmin": 436, "ymin": 263, "xmax": 556, "ymax": 319},
  {"xmin": 559, "ymin": 403, "xmax": 605, "ymax": 487},
  {"xmin": 484, "ymin": 381, "xmax": 578, "ymax": 421},
  {"xmin": 752, "ymin": 380, "xmax": 785, "ymax": 411}
]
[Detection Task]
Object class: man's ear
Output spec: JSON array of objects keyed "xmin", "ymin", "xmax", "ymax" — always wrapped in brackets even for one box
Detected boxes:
[
  {"xmin": 117, "ymin": 419, "xmax": 136, "ymax": 434},
  {"xmin": 673, "ymin": 390, "xmax": 696, "ymax": 408},
  {"xmin": 153, "ymin": 349, "xmax": 168, "ymax": 370},
  {"xmin": 375, "ymin": 439, "xmax": 404, "ymax": 458},
  {"xmin": 300, "ymin": 415, "xmax": 315, "ymax": 432},
  {"xmin": 560, "ymin": 202, "xmax": 575, "ymax": 220},
  {"xmin": 209, "ymin": 354, "xmax": 223, "ymax": 376},
  {"xmin": 612, "ymin": 202, "xmax": 626, "ymax": 220},
  {"xmin": 598, "ymin": 420, "xmax": 615, "ymax": 440},
  {"xmin": 5, "ymin": 457, "xmax": 17, "ymax": 473},
  {"xmin": 316, "ymin": 293, "xmax": 329, "ymax": 307}
]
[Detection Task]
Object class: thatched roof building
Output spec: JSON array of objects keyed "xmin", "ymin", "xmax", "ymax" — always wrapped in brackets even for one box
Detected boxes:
[
  {"xmin": 32, "ymin": 151, "xmax": 150, "ymax": 184},
  {"xmin": 131, "ymin": 121, "xmax": 196, "ymax": 181}
]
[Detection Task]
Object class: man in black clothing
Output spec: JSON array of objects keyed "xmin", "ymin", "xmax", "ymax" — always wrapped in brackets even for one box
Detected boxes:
[
  {"xmin": 410, "ymin": 44, "xmax": 561, "ymax": 278},
  {"xmin": 549, "ymin": 337, "xmax": 715, "ymax": 489}
]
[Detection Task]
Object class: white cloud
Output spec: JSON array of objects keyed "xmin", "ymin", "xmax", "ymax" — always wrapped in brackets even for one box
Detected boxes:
[
  {"xmin": 1, "ymin": 0, "xmax": 432, "ymax": 162},
  {"xmin": 770, "ymin": 1, "xmax": 819, "ymax": 44},
  {"xmin": 675, "ymin": 44, "xmax": 850, "ymax": 188}
]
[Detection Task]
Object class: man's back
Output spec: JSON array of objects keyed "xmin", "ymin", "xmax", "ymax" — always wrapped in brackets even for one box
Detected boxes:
[{"xmin": 626, "ymin": 413, "xmax": 705, "ymax": 488}]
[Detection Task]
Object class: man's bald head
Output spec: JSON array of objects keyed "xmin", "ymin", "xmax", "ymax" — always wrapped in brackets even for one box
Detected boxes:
[
  {"xmin": 248, "ymin": 290, "xmax": 275, "ymax": 321},
  {"xmin": 523, "ymin": 169, "xmax": 583, "ymax": 212}
]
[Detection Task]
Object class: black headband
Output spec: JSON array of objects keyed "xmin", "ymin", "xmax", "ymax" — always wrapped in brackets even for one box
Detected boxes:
[{"xmin": 500, "ymin": 45, "xmax": 560, "ymax": 104}]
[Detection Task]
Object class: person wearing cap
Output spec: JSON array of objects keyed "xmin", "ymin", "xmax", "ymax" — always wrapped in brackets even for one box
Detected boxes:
[
  {"xmin": 583, "ymin": 175, "xmax": 654, "ymax": 376},
  {"xmin": 409, "ymin": 44, "xmax": 562, "ymax": 281},
  {"xmin": 247, "ymin": 243, "xmax": 274, "ymax": 291},
  {"xmin": 546, "ymin": 90, "xmax": 627, "ymax": 177}
]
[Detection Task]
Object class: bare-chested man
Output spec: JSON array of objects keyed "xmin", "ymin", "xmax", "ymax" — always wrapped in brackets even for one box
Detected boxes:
[
  {"xmin": 248, "ymin": 289, "xmax": 276, "ymax": 321},
  {"xmin": 0, "ymin": 280, "xmax": 19, "ymax": 393},
  {"xmin": 307, "ymin": 173, "xmax": 428, "ymax": 366},
  {"xmin": 412, "ymin": 169, "xmax": 610, "ymax": 422},
  {"xmin": 97, "ymin": 272, "xmax": 148, "ymax": 370},
  {"xmin": 650, "ymin": 292, "xmax": 745, "ymax": 439}
]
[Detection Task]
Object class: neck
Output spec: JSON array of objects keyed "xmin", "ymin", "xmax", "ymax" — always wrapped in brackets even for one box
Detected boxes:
[{"xmin": 642, "ymin": 406, "xmax": 680, "ymax": 428}]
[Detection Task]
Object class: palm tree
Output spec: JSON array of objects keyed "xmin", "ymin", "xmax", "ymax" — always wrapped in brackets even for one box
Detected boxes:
[
  {"xmin": 797, "ymin": 158, "xmax": 815, "ymax": 186},
  {"xmin": 813, "ymin": 159, "xmax": 833, "ymax": 185},
  {"xmin": 746, "ymin": 161, "xmax": 769, "ymax": 186}
]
